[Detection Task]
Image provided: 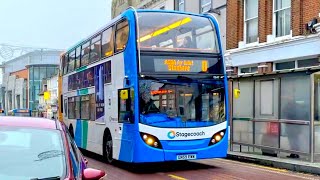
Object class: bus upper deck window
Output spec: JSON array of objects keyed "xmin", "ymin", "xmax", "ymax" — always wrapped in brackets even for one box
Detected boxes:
[{"xmin": 115, "ymin": 20, "xmax": 129, "ymax": 53}]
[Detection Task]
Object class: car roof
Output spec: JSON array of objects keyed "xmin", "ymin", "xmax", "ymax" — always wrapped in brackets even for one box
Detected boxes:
[{"xmin": 0, "ymin": 116, "xmax": 57, "ymax": 129}]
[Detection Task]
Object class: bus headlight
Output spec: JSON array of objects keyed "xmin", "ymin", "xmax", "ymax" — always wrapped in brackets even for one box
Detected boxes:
[
  {"xmin": 140, "ymin": 132, "xmax": 162, "ymax": 149},
  {"xmin": 208, "ymin": 130, "xmax": 226, "ymax": 146}
]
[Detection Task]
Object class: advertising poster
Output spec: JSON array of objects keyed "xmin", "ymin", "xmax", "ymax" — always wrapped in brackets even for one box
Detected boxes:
[{"xmin": 95, "ymin": 64, "xmax": 105, "ymax": 122}]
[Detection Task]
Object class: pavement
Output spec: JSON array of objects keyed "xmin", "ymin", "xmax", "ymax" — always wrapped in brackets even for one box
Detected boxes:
[{"xmin": 227, "ymin": 151, "xmax": 320, "ymax": 176}]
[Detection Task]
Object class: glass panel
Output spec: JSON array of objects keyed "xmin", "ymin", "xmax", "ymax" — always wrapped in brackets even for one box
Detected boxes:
[
  {"xmin": 255, "ymin": 121, "xmax": 279, "ymax": 148},
  {"xmin": 83, "ymin": 68, "xmax": 94, "ymax": 87},
  {"xmin": 275, "ymin": 0, "xmax": 291, "ymax": 10},
  {"xmin": 245, "ymin": 0, "xmax": 258, "ymax": 19},
  {"xmin": 75, "ymin": 47, "xmax": 81, "ymax": 69},
  {"xmin": 178, "ymin": 0, "xmax": 184, "ymax": 11},
  {"xmin": 280, "ymin": 76, "xmax": 310, "ymax": 121},
  {"xmin": 233, "ymin": 81, "xmax": 254, "ymax": 118},
  {"xmin": 68, "ymin": 97, "xmax": 75, "ymax": 119},
  {"xmin": 115, "ymin": 20, "xmax": 129, "ymax": 52},
  {"xmin": 275, "ymin": 61, "xmax": 295, "ymax": 70},
  {"xmin": 138, "ymin": 12, "xmax": 219, "ymax": 53},
  {"xmin": 63, "ymin": 55, "xmax": 68, "ymax": 75},
  {"xmin": 260, "ymin": 80, "xmax": 273, "ymax": 115},
  {"xmin": 39, "ymin": 67, "xmax": 46, "ymax": 80},
  {"xmin": 81, "ymin": 42, "xmax": 90, "ymax": 66},
  {"xmin": 298, "ymin": 58, "xmax": 319, "ymax": 68},
  {"xmin": 232, "ymin": 120, "xmax": 253, "ymax": 144},
  {"xmin": 280, "ymin": 123, "xmax": 309, "ymax": 152},
  {"xmin": 34, "ymin": 67, "xmax": 40, "ymax": 80},
  {"xmin": 105, "ymin": 61, "xmax": 111, "ymax": 83},
  {"xmin": 246, "ymin": 18, "xmax": 258, "ymax": 43},
  {"xmin": 68, "ymin": 51, "xmax": 75, "ymax": 72},
  {"xmin": 284, "ymin": 8, "xmax": 291, "ymax": 36},
  {"xmin": 90, "ymin": 94, "xmax": 95, "ymax": 120},
  {"xmin": 139, "ymin": 79, "xmax": 225, "ymax": 128},
  {"xmin": 101, "ymin": 28, "xmax": 114, "ymax": 58},
  {"xmin": 75, "ymin": 96, "xmax": 80, "ymax": 119},
  {"xmin": 313, "ymin": 74, "xmax": 320, "ymax": 154},
  {"xmin": 276, "ymin": 11, "xmax": 284, "ymax": 37},
  {"xmin": 90, "ymin": 35, "xmax": 101, "ymax": 63},
  {"xmin": 240, "ymin": 67, "xmax": 250, "ymax": 74},
  {"xmin": 251, "ymin": 66, "xmax": 258, "ymax": 73},
  {"xmin": 81, "ymin": 95, "xmax": 90, "ymax": 119}
]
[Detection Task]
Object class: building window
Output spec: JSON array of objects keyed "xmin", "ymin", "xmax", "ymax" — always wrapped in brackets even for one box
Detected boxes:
[
  {"xmin": 176, "ymin": 0, "xmax": 184, "ymax": 11},
  {"xmin": 297, "ymin": 58, "xmax": 319, "ymax": 68},
  {"xmin": 275, "ymin": 61, "xmax": 295, "ymax": 70},
  {"xmin": 244, "ymin": 0, "xmax": 258, "ymax": 43},
  {"xmin": 239, "ymin": 66, "xmax": 258, "ymax": 74},
  {"xmin": 274, "ymin": 0, "xmax": 291, "ymax": 37},
  {"xmin": 200, "ymin": 0, "xmax": 211, "ymax": 13}
]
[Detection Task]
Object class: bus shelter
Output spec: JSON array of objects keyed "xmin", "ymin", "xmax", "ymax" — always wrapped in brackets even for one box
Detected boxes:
[{"xmin": 229, "ymin": 68, "xmax": 320, "ymax": 162}]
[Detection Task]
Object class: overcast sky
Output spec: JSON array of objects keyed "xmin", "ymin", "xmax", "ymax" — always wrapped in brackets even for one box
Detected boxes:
[{"xmin": 0, "ymin": 0, "xmax": 111, "ymax": 50}]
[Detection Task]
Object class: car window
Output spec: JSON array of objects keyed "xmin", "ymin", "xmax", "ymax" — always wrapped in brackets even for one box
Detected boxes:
[{"xmin": 0, "ymin": 127, "xmax": 66, "ymax": 180}]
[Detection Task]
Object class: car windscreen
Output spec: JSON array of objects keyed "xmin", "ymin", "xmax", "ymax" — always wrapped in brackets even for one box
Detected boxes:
[{"xmin": 0, "ymin": 127, "xmax": 66, "ymax": 180}]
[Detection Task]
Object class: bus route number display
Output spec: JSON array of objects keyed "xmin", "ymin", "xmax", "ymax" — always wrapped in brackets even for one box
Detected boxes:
[{"xmin": 154, "ymin": 59, "xmax": 208, "ymax": 73}]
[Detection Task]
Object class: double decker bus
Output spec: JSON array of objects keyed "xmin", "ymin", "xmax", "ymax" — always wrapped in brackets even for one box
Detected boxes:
[
  {"xmin": 59, "ymin": 8, "xmax": 228, "ymax": 163},
  {"xmin": 7, "ymin": 109, "xmax": 32, "ymax": 117}
]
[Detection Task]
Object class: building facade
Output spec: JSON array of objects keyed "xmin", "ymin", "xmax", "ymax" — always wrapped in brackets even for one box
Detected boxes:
[
  {"xmin": 38, "ymin": 75, "xmax": 58, "ymax": 119},
  {"xmin": 226, "ymin": 0, "xmax": 320, "ymax": 161},
  {"xmin": 1, "ymin": 50, "xmax": 61, "ymax": 114}
]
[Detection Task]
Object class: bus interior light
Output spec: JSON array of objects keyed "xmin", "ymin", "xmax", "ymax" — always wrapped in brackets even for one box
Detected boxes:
[{"xmin": 139, "ymin": 17, "xmax": 192, "ymax": 43}]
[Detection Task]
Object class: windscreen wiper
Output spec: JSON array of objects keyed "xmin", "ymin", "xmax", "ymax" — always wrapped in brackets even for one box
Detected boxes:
[{"xmin": 30, "ymin": 176, "xmax": 60, "ymax": 180}]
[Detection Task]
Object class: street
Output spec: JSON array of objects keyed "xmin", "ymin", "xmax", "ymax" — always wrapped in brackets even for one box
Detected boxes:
[{"xmin": 84, "ymin": 152, "xmax": 320, "ymax": 180}]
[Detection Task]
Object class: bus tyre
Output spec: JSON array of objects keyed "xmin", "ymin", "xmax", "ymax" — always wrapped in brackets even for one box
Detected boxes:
[
  {"xmin": 103, "ymin": 131, "xmax": 113, "ymax": 164},
  {"xmin": 69, "ymin": 125, "xmax": 74, "ymax": 139}
]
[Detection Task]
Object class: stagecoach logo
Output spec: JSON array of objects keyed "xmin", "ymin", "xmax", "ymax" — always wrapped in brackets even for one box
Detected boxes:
[
  {"xmin": 167, "ymin": 130, "xmax": 176, "ymax": 139},
  {"xmin": 167, "ymin": 130, "xmax": 205, "ymax": 139}
]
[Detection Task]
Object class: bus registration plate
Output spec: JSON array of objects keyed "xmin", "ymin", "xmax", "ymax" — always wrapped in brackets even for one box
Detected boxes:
[{"xmin": 177, "ymin": 154, "xmax": 196, "ymax": 160}]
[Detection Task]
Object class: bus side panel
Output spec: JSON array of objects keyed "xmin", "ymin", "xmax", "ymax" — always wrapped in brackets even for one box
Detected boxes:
[{"xmin": 117, "ymin": 11, "xmax": 138, "ymax": 162}]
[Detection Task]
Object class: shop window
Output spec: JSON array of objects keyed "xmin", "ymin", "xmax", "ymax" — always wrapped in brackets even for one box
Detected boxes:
[{"xmin": 115, "ymin": 20, "xmax": 129, "ymax": 53}]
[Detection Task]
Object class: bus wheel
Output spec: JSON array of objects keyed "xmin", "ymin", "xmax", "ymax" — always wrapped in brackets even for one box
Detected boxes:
[
  {"xmin": 69, "ymin": 125, "xmax": 74, "ymax": 139},
  {"xmin": 103, "ymin": 131, "xmax": 113, "ymax": 164}
]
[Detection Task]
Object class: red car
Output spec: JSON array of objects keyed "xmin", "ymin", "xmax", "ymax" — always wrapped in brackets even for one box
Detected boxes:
[{"xmin": 0, "ymin": 117, "xmax": 106, "ymax": 180}]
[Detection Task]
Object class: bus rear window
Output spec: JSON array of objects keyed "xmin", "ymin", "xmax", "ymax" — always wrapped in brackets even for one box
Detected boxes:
[{"xmin": 138, "ymin": 12, "xmax": 219, "ymax": 53}]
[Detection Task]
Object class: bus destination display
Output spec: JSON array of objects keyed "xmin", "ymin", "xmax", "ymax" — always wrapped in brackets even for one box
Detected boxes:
[{"xmin": 154, "ymin": 58, "xmax": 208, "ymax": 73}]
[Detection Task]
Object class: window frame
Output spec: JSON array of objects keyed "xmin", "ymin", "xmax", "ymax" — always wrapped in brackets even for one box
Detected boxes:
[
  {"xmin": 200, "ymin": 0, "xmax": 212, "ymax": 13},
  {"xmin": 244, "ymin": 0, "xmax": 259, "ymax": 44},
  {"xmin": 177, "ymin": 0, "xmax": 185, "ymax": 11},
  {"xmin": 273, "ymin": 0, "xmax": 292, "ymax": 39}
]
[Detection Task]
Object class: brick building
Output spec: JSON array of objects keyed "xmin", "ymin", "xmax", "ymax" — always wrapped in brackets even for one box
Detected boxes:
[{"xmin": 226, "ymin": 0, "xmax": 320, "ymax": 162}]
